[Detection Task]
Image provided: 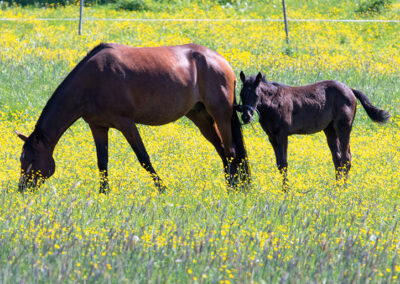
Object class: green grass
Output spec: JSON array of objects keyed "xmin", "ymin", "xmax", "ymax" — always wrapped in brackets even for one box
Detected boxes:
[{"xmin": 1, "ymin": 1, "xmax": 400, "ymax": 283}]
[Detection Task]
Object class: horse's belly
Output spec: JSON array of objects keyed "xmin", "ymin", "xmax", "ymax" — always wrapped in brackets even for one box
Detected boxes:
[
  {"xmin": 132, "ymin": 90, "xmax": 197, "ymax": 125},
  {"xmin": 83, "ymin": 86, "xmax": 196, "ymax": 126},
  {"xmin": 134, "ymin": 107, "xmax": 189, "ymax": 125}
]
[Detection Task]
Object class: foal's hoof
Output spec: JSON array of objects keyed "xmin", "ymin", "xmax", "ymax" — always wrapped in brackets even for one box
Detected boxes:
[{"xmin": 99, "ymin": 182, "xmax": 110, "ymax": 194}]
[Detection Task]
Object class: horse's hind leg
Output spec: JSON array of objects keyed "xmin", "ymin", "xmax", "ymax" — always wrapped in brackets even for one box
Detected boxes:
[
  {"xmin": 231, "ymin": 109, "xmax": 251, "ymax": 184},
  {"xmin": 206, "ymin": 108, "xmax": 238, "ymax": 187},
  {"xmin": 89, "ymin": 124, "xmax": 110, "ymax": 193},
  {"xmin": 323, "ymin": 123, "xmax": 341, "ymax": 180},
  {"xmin": 186, "ymin": 107, "xmax": 228, "ymax": 171},
  {"xmin": 115, "ymin": 118, "xmax": 165, "ymax": 193}
]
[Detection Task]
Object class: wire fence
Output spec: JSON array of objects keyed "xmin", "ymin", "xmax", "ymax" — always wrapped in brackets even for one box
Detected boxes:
[
  {"xmin": 1, "ymin": 18, "xmax": 399, "ymax": 23},
  {"xmin": 2, "ymin": 16, "xmax": 397, "ymax": 43}
]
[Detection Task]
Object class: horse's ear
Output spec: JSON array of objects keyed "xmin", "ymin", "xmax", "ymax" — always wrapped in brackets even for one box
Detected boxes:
[
  {"xmin": 240, "ymin": 71, "xmax": 245, "ymax": 82},
  {"xmin": 14, "ymin": 130, "xmax": 28, "ymax": 142},
  {"xmin": 255, "ymin": 72, "xmax": 262, "ymax": 85}
]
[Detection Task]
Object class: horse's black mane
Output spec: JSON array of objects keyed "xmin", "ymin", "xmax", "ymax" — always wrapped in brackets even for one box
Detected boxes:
[{"xmin": 35, "ymin": 43, "xmax": 114, "ymax": 129}]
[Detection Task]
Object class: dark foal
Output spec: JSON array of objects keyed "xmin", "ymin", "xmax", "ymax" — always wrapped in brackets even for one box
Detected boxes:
[
  {"xmin": 238, "ymin": 71, "xmax": 390, "ymax": 189},
  {"xmin": 15, "ymin": 43, "xmax": 251, "ymax": 193}
]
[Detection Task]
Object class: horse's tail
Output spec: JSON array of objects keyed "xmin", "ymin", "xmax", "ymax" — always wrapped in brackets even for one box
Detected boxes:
[
  {"xmin": 231, "ymin": 95, "xmax": 251, "ymax": 183},
  {"xmin": 351, "ymin": 88, "xmax": 390, "ymax": 123}
]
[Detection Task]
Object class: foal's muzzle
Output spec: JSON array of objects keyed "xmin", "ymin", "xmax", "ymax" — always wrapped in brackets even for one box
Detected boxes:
[
  {"xmin": 241, "ymin": 105, "xmax": 256, "ymax": 124},
  {"xmin": 241, "ymin": 113, "xmax": 252, "ymax": 124}
]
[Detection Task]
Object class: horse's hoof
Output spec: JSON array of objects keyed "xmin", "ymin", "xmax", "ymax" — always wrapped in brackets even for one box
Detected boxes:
[
  {"xmin": 157, "ymin": 184, "xmax": 167, "ymax": 194},
  {"xmin": 18, "ymin": 185, "xmax": 26, "ymax": 193},
  {"xmin": 282, "ymin": 184, "xmax": 290, "ymax": 193},
  {"xmin": 154, "ymin": 180, "xmax": 167, "ymax": 193}
]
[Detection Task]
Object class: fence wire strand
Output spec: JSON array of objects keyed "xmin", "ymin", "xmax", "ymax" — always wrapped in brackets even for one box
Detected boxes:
[{"xmin": 0, "ymin": 18, "xmax": 399, "ymax": 23}]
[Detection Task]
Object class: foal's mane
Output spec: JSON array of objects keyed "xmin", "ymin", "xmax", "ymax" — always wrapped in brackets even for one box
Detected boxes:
[
  {"xmin": 260, "ymin": 76, "xmax": 289, "ymax": 87},
  {"xmin": 248, "ymin": 74, "xmax": 289, "ymax": 88}
]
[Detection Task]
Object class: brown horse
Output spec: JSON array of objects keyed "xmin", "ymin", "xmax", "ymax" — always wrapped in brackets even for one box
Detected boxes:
[
  {"xmin": 15, "ymin": 43, "xmax": 250, "ymax": 193},
  {"xmin": 237, "ymin": 71, "xmax": 390, "ymax": 189}
]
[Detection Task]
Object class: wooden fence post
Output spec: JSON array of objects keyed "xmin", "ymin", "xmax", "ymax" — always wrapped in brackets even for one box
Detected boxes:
[
  {"xmin": 79, "ymin": 0, "xmax": 83, "ymax": 35},
  {"xmin": 282, "ymin": 0, "xmax": 289, "ymax": 44}
]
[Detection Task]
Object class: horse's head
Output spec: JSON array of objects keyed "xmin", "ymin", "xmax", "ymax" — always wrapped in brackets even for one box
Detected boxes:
[
  {"xmin": 239, "ymin": 71, "xmax": 263, "ymax": 124},
  {"xmin": 15, "ymin": 130, "xmax": 55, "ymax": 192}
]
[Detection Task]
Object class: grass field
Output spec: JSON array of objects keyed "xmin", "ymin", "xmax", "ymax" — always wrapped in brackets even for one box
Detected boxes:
[{"xmin": 1, "ymin": 1, "xmax": 400, "ymax": 282}]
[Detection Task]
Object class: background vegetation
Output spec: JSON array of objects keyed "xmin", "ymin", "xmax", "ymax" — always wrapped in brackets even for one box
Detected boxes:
[
  {"xmin": 0, "ymin": 0, "xmax": 399, "ymax": 282},
  {"xmin": 1, "ymin": 0, "xmax": 396, "ymax": 15}
]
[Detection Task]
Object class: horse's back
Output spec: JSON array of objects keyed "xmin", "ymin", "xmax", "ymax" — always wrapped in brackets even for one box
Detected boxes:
[
  {"xmin": 84, "ymin": 43, "xmax": 231, "ymax": 79},
  {"xmin": 76, "ymin": 43, "xmax": 234, "ymax": 125}
]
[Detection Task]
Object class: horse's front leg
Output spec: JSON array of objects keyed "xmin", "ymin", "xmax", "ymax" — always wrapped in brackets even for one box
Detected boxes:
[
  {"xmin": 115, "ymin": 118, "xmax": 166, "ymax": 193},
  {"xmin": 89, "ymin": 125, "xmax": 110, "ymax": 194},
  {"xmin": 269, "ymin": 134, "xmax": 289, "ymax": 191}
]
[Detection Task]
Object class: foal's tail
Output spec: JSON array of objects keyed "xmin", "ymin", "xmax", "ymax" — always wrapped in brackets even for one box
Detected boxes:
[
  {"xmin": 231, "ymin": 96, "xmax": 251, "ymax": 183},
  {"xmin": 352, "ymin": 88, "xmax": 390, "ymax": 123}
]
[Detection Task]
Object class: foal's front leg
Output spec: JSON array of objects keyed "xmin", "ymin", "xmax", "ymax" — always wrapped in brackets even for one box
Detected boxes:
[
  {"xmin": 89, "ymin": 125, "xmax": 110, "ymax": 193},
  {"xmin": 116, "ymin": 118, "xmax": 166, "ymax": 193},
  {"xmin": 269, "ymin": 134, "xmax": 289, "ymax": 191}
]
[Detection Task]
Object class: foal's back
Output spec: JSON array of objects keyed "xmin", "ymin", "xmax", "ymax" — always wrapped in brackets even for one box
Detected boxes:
[{"xmin": 264, "ymin": 80, "xmax": 357, "ymax": 135}]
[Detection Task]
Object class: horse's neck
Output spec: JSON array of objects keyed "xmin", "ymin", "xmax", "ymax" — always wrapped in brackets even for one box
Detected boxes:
[{"xmin": 35, "ymin": 91, "xmax": 82, "ymax": 152}]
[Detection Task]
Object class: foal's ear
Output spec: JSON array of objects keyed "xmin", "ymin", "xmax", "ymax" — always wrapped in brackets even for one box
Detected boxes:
[
  {"xmin": 240, "ymin": 71, "xmax": 245, "ymax": 82},
  {"xmin": 234, "ymin": 104, "xmax": 243, "ymax": 112},
  {"xmin": 255, "ymin": 72, "xmax": 262, "ymax": 85},
  {"xmin": 14, "ymin": 130, "xmax": 28, "ymax": 142}
]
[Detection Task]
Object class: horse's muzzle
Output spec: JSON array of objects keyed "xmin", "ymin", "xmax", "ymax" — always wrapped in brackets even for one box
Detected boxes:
[
  {"xmin": 18, "ymin": 176, "xmax": 27, "ymax": 193},
  {"xmin": 18, "ymin": 174, "xmax": 40, "ymax": 193}
]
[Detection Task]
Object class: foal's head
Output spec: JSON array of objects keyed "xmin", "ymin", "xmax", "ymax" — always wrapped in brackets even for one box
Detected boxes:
[
  {"xmin": 15, "ymin": 130, "xmax": 55, "ymax": 192},
  {"xmin": 238, "ymin": 71, "xmax": 263, "ymax": 124}
]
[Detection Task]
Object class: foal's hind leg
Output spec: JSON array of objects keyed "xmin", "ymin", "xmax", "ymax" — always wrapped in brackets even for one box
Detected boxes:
[
  {"xmin": 115, "ymin": 118, "xmax": 165, "ymax": 193},
  {"xmin": 323, "ymin": 124, "xmax": 341, "ymax": 180},
  {"xmin": 334, "ymin": 122, "xmax": 353, "ymax": 182},
  {"xmin": 338, "ymin": 133, "xmax": 352, "ymax": 181},
  {"xmin": 89, "ymin": 124, "xmax": 110, "ymax": 193}
]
